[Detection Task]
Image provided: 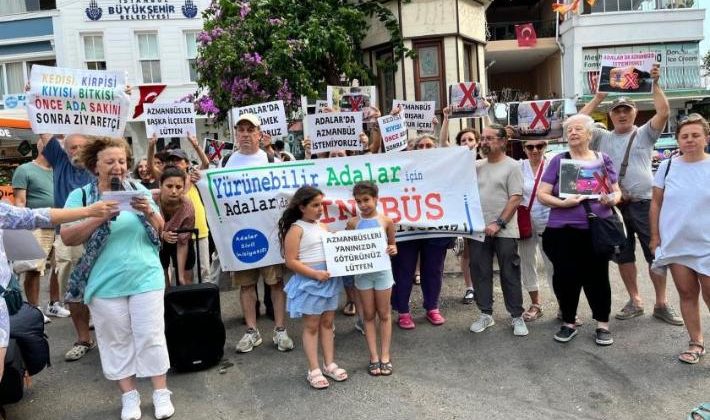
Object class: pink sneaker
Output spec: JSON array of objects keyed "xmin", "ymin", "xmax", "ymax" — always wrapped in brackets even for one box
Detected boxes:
[
  {"xmin": 426, "ymin": 309, "xmax": 446, "ymax": 326},
  {"xmin": 398, "ymin": 313, "xmax": 416, "ymax": 330}
]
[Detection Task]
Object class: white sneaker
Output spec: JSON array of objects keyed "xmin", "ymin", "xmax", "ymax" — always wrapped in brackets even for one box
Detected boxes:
[
  {"xmin": 273, "ymin": 328, "xmax": 295, "ymax": 351},
  {"xmin": 469, "ymin": 314, "xmax": 495, "ymax": 333},
  {"xmin": 121, "ymin": 389, "xmax": 141, "ymax": 420},
  {"xmin": 235, "ymin": 328, "xmax": 262, "ymax": 353},
  {"xmin": 46, "ymin": 301, "xmax": 71, "ymax": 318},
  {"xmin": 512, "ymin": 316, "xmax": 529, "ymax": 336},
  {"xmin": 152, "ymin": 389, "xmax": 175, "ymax": 419}
]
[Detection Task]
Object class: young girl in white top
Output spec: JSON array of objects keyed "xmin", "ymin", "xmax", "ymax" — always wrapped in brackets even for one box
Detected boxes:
[{"xmin": 279, "ymin": 186, "xmax": 347, "ymax": 389}]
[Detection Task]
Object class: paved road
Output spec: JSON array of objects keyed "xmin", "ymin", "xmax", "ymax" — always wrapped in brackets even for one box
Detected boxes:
[{"xmin": 6, "ymin": 248, "xmax": 709, "ymax": 419}]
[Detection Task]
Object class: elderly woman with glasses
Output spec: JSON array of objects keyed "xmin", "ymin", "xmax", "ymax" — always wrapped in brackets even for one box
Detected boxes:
[
  {"xmin": 650, "ymin": 114, "xmax": 710, "ymax": 365},
  {"xmin": 537, "ymin": 114, "xmax": 621, "ymax": 346},
  {"xmin": 391, "ymin": 134, "xmax": 451, "ymax": 329},
  {"xmin": 518, "ymin": 140, "xmax": 553, "ymax": 322}
]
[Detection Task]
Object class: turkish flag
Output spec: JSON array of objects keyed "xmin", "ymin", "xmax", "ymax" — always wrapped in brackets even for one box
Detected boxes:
[
  {"xmin": 132, "ymin": 84, "xmax": 166, "ymax": 118},
  {"xmin": 515, "ymin": 23, "xmax": 537, "ymax": 48}
]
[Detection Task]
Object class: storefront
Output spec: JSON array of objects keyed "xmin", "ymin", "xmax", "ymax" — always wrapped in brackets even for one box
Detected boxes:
[{"xmin": 0, "ymin": 109, "xmax": 35, "ymax": 203}]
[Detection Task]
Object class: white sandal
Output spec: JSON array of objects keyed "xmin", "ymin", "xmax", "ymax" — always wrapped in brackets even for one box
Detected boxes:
[{"xmin": 322, "ymin": 363, "xmax": 348, "ymax": 382}]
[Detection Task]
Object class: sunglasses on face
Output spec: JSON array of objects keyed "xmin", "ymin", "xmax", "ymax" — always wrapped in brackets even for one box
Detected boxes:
[{"xmin": 524, "ymin": 144, "xmax": 546, "ymax": 151}]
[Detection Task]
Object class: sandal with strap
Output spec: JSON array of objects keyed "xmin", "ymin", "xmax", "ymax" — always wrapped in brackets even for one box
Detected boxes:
[
  {"xmin": 523, "ymin": 304, "xmax": 543, "ymax": 322},
  {"xmin": 342, "ymin": 301, "xmax": 356, "ymax": 316},
  {"xmin": 367, "ymin": 360, "xmax": 381, "ymax": 376},
  {"xmin": 689, "ymin": 402, "xmax": 710, "ymax": 420},
  {"xmin": 323, "ymin": 362, "xmax": 348, "ymax": 382},
  {"xmin": 380, "ymin": 361, "xmax": 393, "ymax": 376},
  {"xmin": 306, "ymin": 369, "xmax": 329, "ymax": 389},
  {"xmin": 679, "ymin": 341, "xmax": 706, "ymax": 365}
]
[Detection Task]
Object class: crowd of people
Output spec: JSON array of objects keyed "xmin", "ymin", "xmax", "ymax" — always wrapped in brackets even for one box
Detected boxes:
[{"xmin": 1, "ymin": 65, "xmax": 709, "ymax": 418}]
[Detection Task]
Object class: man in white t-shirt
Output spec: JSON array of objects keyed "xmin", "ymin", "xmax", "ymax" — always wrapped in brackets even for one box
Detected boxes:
[
  {"xmin": 579, "ymin": 66, "xmax": 683, "ymax": 326},
  {"xmin": 224, "ymin": 114, "xmax": 294, "ymax": 354}
]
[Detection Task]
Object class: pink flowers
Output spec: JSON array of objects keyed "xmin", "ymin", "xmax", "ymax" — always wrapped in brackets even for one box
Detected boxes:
[
  {"xmin": 242, "ymin": 52, "xmax": 263, "ymax": 66},
  {"xmin": 196, "ymin": 95, "xmax": 220, "ymax": 115},
  {"xmin": 239, "ymin": 2, "xmax": 251, "ymax": 19}
]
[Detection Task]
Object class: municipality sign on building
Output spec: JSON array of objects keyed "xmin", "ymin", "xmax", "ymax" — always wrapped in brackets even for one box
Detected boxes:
[{"xmin": 84, "ymin": 0, "xmax": 199, "ymax": 21}]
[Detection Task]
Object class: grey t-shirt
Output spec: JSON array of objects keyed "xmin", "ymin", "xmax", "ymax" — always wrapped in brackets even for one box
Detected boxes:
[
  {"xmin": 475, "ymin": 156, "xmax": 523, "ymax": 239},
  {"xmin": 590, "ymin": 121, "xmax": 661, "ymax": 200}
]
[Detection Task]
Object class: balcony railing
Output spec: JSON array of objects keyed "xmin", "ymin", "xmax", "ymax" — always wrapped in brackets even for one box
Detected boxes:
[
  {"xmin": 0, "ymin": 0, "xmax": 56, "ymax": 17},
  {"xmin": 582, "ymin": 0, "xmax": 697, "ymax": 14},
  {"xmin": 487, "ymin": 20, "xmax": 557, "ymax": 42}
]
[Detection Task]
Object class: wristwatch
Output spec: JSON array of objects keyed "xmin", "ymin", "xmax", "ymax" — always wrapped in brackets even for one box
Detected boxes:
[{"xmin": 495, "ymin": 218, "xmax": 507, "ymax": 229}]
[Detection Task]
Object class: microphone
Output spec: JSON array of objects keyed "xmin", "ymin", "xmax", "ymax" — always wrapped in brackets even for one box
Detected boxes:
[{"xmin": 110, "ymin": 177, "xmax": 121, "ymax": 221}]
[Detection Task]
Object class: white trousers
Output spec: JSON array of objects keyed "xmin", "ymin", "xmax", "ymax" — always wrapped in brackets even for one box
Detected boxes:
[
  {"xmin": 89, "ymin": 290, "xmax": 170, "ymax": 381},
  {"xmin": 518, "ymin": 233, "xmax": 553, "ymax": 293},
  {"xmin": 197, "ymin": 237, "xmax": 210, "ymax": 282}
]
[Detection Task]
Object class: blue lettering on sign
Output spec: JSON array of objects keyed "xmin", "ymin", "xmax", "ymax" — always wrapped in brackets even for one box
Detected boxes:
[{"xmin": 232, "ymin": 229, "xmax": 269, "ymax": 263}]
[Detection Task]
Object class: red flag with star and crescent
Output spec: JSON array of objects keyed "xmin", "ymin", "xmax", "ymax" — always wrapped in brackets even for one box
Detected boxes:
[
  {"xmin": 515, "ymin": 23, "xmax": 537, "ymax": 48},
  {"xmin": 133, "ymin": 85, "xmax": 166, "ymax": 118}
]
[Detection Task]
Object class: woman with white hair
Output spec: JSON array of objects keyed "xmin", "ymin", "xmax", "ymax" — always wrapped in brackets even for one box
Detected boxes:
[{"xmin": 537, "ymin": 114, "xmax": 622, "ymax": 346}]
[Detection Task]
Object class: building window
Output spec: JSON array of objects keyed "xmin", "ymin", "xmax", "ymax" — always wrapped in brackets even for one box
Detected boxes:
[
  {"xmin": 185, "ymin": 32, "xmax": 198, "ymax": 82},
  {"xmin": 374, "ymin": 49, "xmax": 396, "ymax": 112},
  {"xmin": 138, "ymin": 33, "xmax": 161, "ymax": 83},
  {"xmin": 413, "ymin": 41, "xmax": 445, "ymax": 111},
  {"xmin": 83, "ymin": 35, "xmax": 106, "ymax": 70},
  {"xmin": 5, "ymin": 62, "xmax": 25, "ymax": 95},
  {"xmin": 0, "ymin": 0, "xmax": 56, "ymax": 16}
]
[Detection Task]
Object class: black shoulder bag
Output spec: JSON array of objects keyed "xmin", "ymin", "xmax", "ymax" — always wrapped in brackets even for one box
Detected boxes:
[{"xmin": 566, "ymin": 152, "xmax": 627, "ymax": 259}]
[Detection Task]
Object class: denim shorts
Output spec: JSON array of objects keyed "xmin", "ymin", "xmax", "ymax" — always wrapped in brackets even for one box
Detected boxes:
[
  {"xmin": 340, "ymin": 275, "xmax": 355, "ymax": 288},
  {"xmin": 354, "ymin": 270, "xmax": 394, "ymax": 291}
]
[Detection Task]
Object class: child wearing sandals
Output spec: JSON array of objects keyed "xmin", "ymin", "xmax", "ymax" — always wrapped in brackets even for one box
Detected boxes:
[
  {"xmin": 279, "ymin": 186, "xmax": 348, "ymax": 389},
  {"xmin": 346, "ymin": 181, "xmax": 397, "ymax": 376}
]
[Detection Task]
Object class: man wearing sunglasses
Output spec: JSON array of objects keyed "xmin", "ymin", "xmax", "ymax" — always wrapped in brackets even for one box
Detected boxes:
[{"xmin": 579, "ymin": 64, "xmax": 682, "ymax": 326}]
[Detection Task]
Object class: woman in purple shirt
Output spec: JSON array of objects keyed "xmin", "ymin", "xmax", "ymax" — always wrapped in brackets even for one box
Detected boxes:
[{"xmin": 537, "ymin": 114, "xmax": 622, "ymax": 346}]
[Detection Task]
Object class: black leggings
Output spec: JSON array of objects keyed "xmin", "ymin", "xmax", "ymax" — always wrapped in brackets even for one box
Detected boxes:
[{"xmin": 542, "ymin": 226, "xmax": 611, "ymax": 324}]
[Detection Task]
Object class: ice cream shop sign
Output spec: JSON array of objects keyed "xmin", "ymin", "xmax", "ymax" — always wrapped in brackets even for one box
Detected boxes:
[{"xmin": 84, "ymin": 0, "xmax": 199, "ymax": 21}]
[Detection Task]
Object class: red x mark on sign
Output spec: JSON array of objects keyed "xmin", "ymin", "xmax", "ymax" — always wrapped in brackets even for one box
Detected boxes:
[
  {"xmin": 529, "ymin": 101, "xmax": 551, "ymax": 130},
  {"xmin": 347, "ymin": 95, "xmax": 364, "ymax": 111},
  {"xmin": 592, "ymin": 171, "xmax": 610, "ymax": 194},
  {"xmin": 208, "ymin": 140, "xmax": 225, "ymax": 162},
  {"xmin": 457, "ymin": 82, "xmax": 478, "ymax": 108},
  {"xmin": 623, "ymin": 72, "xmax": 639, "ymax": 89}
]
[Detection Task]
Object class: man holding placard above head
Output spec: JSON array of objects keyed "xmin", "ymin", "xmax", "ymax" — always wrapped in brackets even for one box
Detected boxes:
[
  {"xmin": 224, "ymin": 113, "xmax": 294, "ymax": 354},
  {"xmin": 579, "ymin": 64, "xmax": 683, "ymax": 326}
]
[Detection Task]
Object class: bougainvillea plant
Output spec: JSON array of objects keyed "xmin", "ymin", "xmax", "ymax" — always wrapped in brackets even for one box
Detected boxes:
[{"xmin": 194, "ymin": 0, "xmax": 412, "ymax": 121}]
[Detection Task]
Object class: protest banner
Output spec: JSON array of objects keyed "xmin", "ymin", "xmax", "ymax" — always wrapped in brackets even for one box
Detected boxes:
[
  {"xmin": 231, "ymin": 100, "xmax": 288, "ymax": 138},
  {"xmin": 508, "ymin": 99, "xmax": 565, "ymax": 140},
  {"xmin": 327, "ymin": 85, "xmax": 378, "ymax": 122},
  {"xmin": 559, "ymin": 158, "xmax": 611, "ymax": 199},
  {"xmin": 378, "ymin": 114, "xmax": 408, "ymax": 153},
  {"xmin": 143, "ymin": 103, "xmax": 196, "ymax": 138},
  {"xmin": 448, "ymin": 82, "xmax": 489, "ymax": 119},
  {"xmin": 392, "ymin": 100, "xmax": 436, "ymax": 132},
  {"xmin": 3, "ymin": 94, "xmax": 27, "ymax": 110},
  {"xmin": 322, "ymin": 227, "xmax": 391, "ymax": 277},
  {"xmin": 597, "ymin": 52, "xmax": 656, "ymax": 93},
  {"xmin": 204, "ymin": 138, "xmax": 235, "ymax": 167},
  {"xmin": 316, "ymin": 100, "xmax": 328, "ymax": 113},
  {"xmin": 0, "ymin": 186, "xmax": 14, "ymax": 204},
  {"xmin": 196, "ymin": 146, "xmax": 485, "ymax": 271},
  {"xmin": 27, "ymin": 65, "xmax": 130, "ymax": 137},
  {"xmin": 306, "ymin": 112, "xmax": 363, "ymax": 154}
]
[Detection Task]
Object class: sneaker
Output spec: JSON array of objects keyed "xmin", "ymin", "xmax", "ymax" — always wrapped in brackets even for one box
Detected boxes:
[
  {"xmin": 615, "ymin": 300, "xmax": 644, "ymax": 320},
  {"xmin": 426, "ymin": 309, "xmax": 446, "ymax": 325},
  {"xmin": 469, "ymin": 314, "xmax": 495, "ymax": 333},
  {"xmin": 65, "ymin": 340, "xmax": 96, "ymax": 362},
  {"xmin": 152, "ymin": 389, "xmax": 175, "ymax": 419},
  {"xmin": 653, "ymin": 305, "xmax": 684, "ymax": 326},
  {"xmin": 272, "ymin": 328, "xmax": 295, "ymax": 352},
  {"xmin": 512, "ymin": 317, "xmax": 529, "ymax": 336},
  {"xmin": 553, "ymin": 325, "xmax": 578, "ymax": 343},
  {"xmin": 397, "ymin": 313, "xmax": 416, "ymax": 330},
  {"xmin": 354, "ymin": 317, "xmax": 365, "ymax": 335},
  {"xmin": 594, "ymin": 328, "xmax": 614, "ymax": 346},
  {"xmin": 46, "ymin": 301, "xmax": 71, "ymax": 318},
  {"xmin": 120, "ymin": 389, "xmax": 141, "ymax": 420},
  {"xmin": 462, "ymin": 289, "xmax": 475, "ymax": 305},
  {"xmin": 235, "ymin": 328, "xmax": 262, "ymax": 353}
]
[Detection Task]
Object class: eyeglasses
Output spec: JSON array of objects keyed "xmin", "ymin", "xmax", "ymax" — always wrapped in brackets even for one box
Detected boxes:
[
  {"xmin": 524, "ymin": 144, "xmax": 546, "ymax": 151},
  {"xmin": 416, "ymin": 143, "xmax": 435, "ymax": 149},
  {"xmin": 480, "ymin": 136, "xmax": 500, "ymax": 142}
]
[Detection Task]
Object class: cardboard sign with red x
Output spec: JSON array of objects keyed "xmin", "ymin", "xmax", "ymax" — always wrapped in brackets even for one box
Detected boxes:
[
  {"xmin": 448, "ymin": 82, "xmax": 489, "ymax": 119},
  {"xmin": 203, "ymin": 138, "xmax": 234, "ymax": 166}
]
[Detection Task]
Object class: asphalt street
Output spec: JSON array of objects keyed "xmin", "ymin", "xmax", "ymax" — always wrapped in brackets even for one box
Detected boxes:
[{"xmin": 5, "ymin": 246, "xmax": 709, "ymax": 420}]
